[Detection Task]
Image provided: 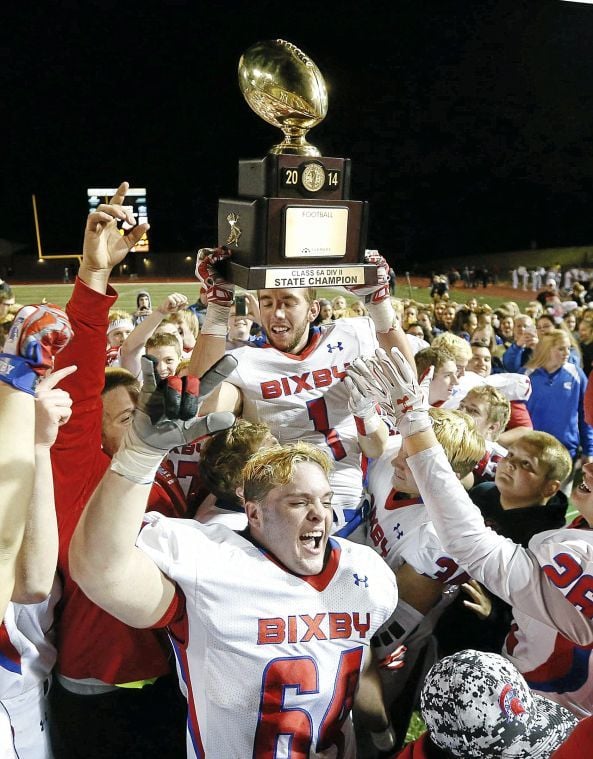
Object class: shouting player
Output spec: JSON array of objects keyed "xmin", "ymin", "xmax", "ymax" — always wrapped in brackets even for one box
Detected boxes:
[
  {"xmin": 69, "ymin": 358, "xmax": 398, "ymax": 758},
  {"xmin": 189, "ymin": 247, "xmax": 415, "ymax": 534}
]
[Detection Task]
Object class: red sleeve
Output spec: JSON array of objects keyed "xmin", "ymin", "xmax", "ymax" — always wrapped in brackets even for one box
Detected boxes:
[
  {"xmin": 551, "ymin": 716, "xmax": 593, "ymax": 758},
  {"xmin": 51, "ymin": 277, "xmax": 118, "ymax": 549},
  {"xmin": 391, "ymin": 733, "xmax": 447, "ymax": 758},
  {"xmin": 585, "ymin": 379, "xmax": 593, "ymax": 427},
  {"xmin": 152, "ymin": 586, "xmax": 186, "ymax": 634},
  {"xmin": 506, "ymin": 400, "xmax": 533, "ymax": 430}
]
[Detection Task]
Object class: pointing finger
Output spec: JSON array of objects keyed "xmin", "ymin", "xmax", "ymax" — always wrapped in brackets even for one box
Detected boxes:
[
  {"xmin": 37, "ymin": 365, "xmax": 77, "ymax": 392},
  {"xmin": 109, "ymin": 181, "xmax": 129, "ymax": 205}
]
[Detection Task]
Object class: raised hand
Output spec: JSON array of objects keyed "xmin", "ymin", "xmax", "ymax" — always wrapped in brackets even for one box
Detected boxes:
[
  {"xmin": 157, "ymin": 293, "xmax": 189, "ymax": 315},
  {"xmin": 195, "ymin": 247, "xmax": 235, "ymax": 307},
  {"xmin": 347, "ymin": 348, "xmax": 433, "ymax": 437},
  {"xmin": 83, "ymin": 181, "xmax": 149, "ymax": 273},
  {"xmin": 462, "ymin": 580, "xmax": 492, "ymax": 621},
  {"xmin": 0, "ymin": 304, "xmax": 73, "ymax": 395},
  {"xmin": 110, "ymin": 355, "xmax": 236, "ymax": 484},
  {"xmin": 34, "ymin": 365, "xmax": 77, "ymax": 447},
  {"xmin": 345, "ymin": 250, "xmax": 391, "ymax": 303}
]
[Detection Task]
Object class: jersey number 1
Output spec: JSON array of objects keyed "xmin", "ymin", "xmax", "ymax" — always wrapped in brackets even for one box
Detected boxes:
[
  {"xmin": 306, "ymin": 398, "xmax": 347, "ymax": 460},
  {"xmin": 253, "ymin": 647, "xmax": 362, "ymax": 758}
]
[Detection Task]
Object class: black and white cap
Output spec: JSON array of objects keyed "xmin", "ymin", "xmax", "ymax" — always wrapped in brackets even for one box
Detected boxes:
[{"xmin": 420, "ymin": 650, "xmax": 578, "ymax": 758}]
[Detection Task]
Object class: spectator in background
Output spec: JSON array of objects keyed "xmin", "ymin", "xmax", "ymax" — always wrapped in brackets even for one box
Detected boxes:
[
  {"xmin": 537, "ymin": 278, "xmax": 560, "ymax": 309},
  {"xmin": 579, "ymin": 317, "xmax": 593, "ymax": 377},
  {"xmin": 525, "ymin": 300, "xmax": 544, "ymax": 321},
  {"xmin": 417, "ymin": 308, "xmax": 436, "ymax": 337},
  {"xmin": 525, "ymin": 329, "xmax": 593, "ymax": 493},
  {"xmin": 495, "ymin": 313, "xmax": 514, "ymax": 349},
  {"xmin": 132, "ymin": 290, "xmax": 152, "ymax": 326},
  {"xmin": 432, "ymin": 300, "xmax": 447, "ymax": 333},
  {"xmin": 316, "ymin": 298, "xmax": 334, "ymax": 325},
  {"xmin": 501, "ymin": 315, "xmax": 538, "ymax": 373},
  {"xmin": 563, "ymin": 310, "xmax": 579, "ymax": 340},
  {"xmin": 403, "ymin": 303, "xmax": 418, "ymax": 330},
  {"xmin": 0, "ymin": 282, "xmax": 18, "ymax": 326},
  {"xmin": 450, "ymin": 308, "xmax": 477, "ymax": 342},
  {"xmin": 349, "ymin": 299, "xmax": 368, "ymax": 317},
  {"xmin": 331, "ymin": 294, "xmax": 348, "ymax": 319},
  {"xmin": 407, "ymin": 322, "xmax": 433, "ymax": 344},
  {"xmin": 440, "ymin": 303, "xmax": 457, "ymax": 333}
]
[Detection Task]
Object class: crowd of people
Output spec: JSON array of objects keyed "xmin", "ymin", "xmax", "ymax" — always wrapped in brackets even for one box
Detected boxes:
[{"xmin": 2, "ymin": 183, "xmax": 593, "ymax": 758}]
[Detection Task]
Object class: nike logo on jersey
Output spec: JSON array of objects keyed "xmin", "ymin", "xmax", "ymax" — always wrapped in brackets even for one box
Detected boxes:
[
  {"xmin": 257, "ymin": 612, "xmax": 372, "ymax": 644},
  {"xmin": 260, "ymin": 365, "xmax": 350, "ymax": 399}
]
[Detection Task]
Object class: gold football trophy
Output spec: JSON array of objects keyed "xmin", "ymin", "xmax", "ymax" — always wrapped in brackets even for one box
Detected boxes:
[{"xmin": 218, "ymin": 39, "xmax": 377, "ymax": 289}]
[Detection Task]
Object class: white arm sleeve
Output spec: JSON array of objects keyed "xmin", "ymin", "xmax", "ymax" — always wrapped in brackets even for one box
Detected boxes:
[{"xmin": 407, "ymin": 445, "xmax": 593, "ymax": 645}]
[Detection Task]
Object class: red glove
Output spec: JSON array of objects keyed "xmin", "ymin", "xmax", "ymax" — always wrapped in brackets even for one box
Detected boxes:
[
  {"xmin": 195, "ymin": 247, "xmax": 235, "ymax": 307},
  {"xmin": 345, "ymin": 250, "xmax": 391, "ymax": 304}
]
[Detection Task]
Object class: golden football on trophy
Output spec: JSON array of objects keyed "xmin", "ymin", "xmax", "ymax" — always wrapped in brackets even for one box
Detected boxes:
[{"xmin": 238, "ymin": 39, "xmax": 328, "ymax": 157}]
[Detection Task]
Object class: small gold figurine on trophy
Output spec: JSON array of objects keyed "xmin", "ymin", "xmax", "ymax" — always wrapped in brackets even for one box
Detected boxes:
[{"xmin": 238, "ymin": 39, "xmax": 328, "ymax": 157}]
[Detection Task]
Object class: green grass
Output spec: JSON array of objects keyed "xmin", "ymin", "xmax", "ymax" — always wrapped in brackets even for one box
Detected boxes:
[
  {"xmin": 11, "ymin": 280, "xmax": 536, "ymax": 314},
  {"xmin": 405, "ymin": 711, "xmax": 427, "ymax": 744}
]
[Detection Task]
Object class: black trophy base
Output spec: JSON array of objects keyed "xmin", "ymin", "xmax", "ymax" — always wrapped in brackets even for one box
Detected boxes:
[{"xmin": 223, "ymin": 261, "xmax": 378, "ymax": 291}]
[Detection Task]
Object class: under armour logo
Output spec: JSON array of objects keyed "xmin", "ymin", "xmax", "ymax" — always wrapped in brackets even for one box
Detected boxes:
[
  {"xmin": 327, "ymin": 342, "xmax": 343, "ymax": 353},
  {"xmin": 353, "ymin": 574, "xmax": 368, "ymax": 588},
  {"xmin": 393, "ymin": 523, "xmax": 404, "ymax": 540},
  {"xmin": 396, "ymin": 395, "xmax": 413, "ymax": 413}
]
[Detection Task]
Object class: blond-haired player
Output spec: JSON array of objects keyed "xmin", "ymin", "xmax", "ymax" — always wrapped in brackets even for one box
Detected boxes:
[{"xmin": 70, "ymin": 365, "xmax": 398, "ymax": 758}]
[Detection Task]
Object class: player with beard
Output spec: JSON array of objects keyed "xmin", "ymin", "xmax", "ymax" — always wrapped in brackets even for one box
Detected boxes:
[{"xmin": 189, "ymin": 247, "xmax": 415, "ymax": 535}]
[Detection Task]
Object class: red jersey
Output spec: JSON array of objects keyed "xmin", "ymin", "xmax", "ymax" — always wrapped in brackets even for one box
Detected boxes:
[{"xmin": 51, "ymin": 278, "xmax": 187, "ymax": 683}]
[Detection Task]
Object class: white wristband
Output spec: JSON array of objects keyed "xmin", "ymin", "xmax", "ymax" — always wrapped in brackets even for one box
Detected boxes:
[
  {"xmin": 110, "ymin": 425, "xmax": 166, "ymax": 485},
  {"xmin": 398, "ymin": 410, "xmax": 432, "ymax": 439},
  {"xmin": 367, "ymin": 299, "xmax": 396, "ymax": 333},
  {"xmin": 201, "ymin": 303, "xmax": 230, "ymax": 337}
]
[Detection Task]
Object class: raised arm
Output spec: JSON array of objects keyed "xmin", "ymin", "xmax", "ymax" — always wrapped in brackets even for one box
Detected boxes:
[
  {"xmin": 188, "ymin": 247, "xmax": 235, "ymax": 378},
  {"xmin": 0, "ymin": 303, "xmax": 74, "ymax": 617},
  {"xmin": 13, "ymin": 366, "xmax": 75, "ymax": 603},
  {"xmin": 345, "ymin": 250, "xmax": 416, "ymax": 370},
  {"xmin": 120, "ymin": 293, "xmax": 188, "ymax": 379},
  {"xmin": 0, "ymin": 385, "xmax": 35, "ymax": 619},
  {"xmin": 357, "ymin": 347, "xmax": 593, "ymax": 644},
  {"xmin": 70, "ymin": 356, "xmax": 236, "ymax": 628},
  {"xmin": 78, "ymin": 181, "xmax": 149, "ymax": 296}
]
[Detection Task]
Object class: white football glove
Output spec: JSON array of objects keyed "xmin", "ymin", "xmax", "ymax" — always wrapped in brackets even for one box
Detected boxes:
[
  {"xmin": 347, "ymin": 348, "xmax": 432, "ymax": 438},
  {"xmin": 344, "ymin": 374, "xmax": 382, "ymax": 436}
]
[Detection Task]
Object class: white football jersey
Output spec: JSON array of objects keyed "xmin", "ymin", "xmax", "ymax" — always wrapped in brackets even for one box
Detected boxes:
[
  {"xmin": 137, "ymin": 514, "xmax": 397, "ymax": 759},
  {"xmin": 366, "ymin": 442, "xmax": 470, "ymax": 584},
  {"xmin": 504, "ymin": 606, "xmax": 593, "ymax": 718},
  {"xmin": 225, "ymin": 318, "xmax": 379, "ymax": 527},
  {"xmin": 408, "ymin": 446, "xmax": 593, "ymax": 646},
  {"xmin": 0, "ymin": 577, "xmax": 59, "ymax": 699},
  {"xmin": 473, "ymin": 439, "xmax": 507, "ymax": 483},
  {"xmin": 165, "ymin": 441, "xmax": 203, "ymax": 500}
]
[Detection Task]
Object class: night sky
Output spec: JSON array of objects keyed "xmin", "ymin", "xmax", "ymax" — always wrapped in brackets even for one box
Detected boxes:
[{"xmin": 4, "ymin": 0, "xmax": 593, "ymax": 267}]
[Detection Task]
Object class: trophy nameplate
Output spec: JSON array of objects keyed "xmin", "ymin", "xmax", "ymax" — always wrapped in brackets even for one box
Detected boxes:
[{"xmin": 217, "ymin": 39, "xmax": 377, "ymax": 290}]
